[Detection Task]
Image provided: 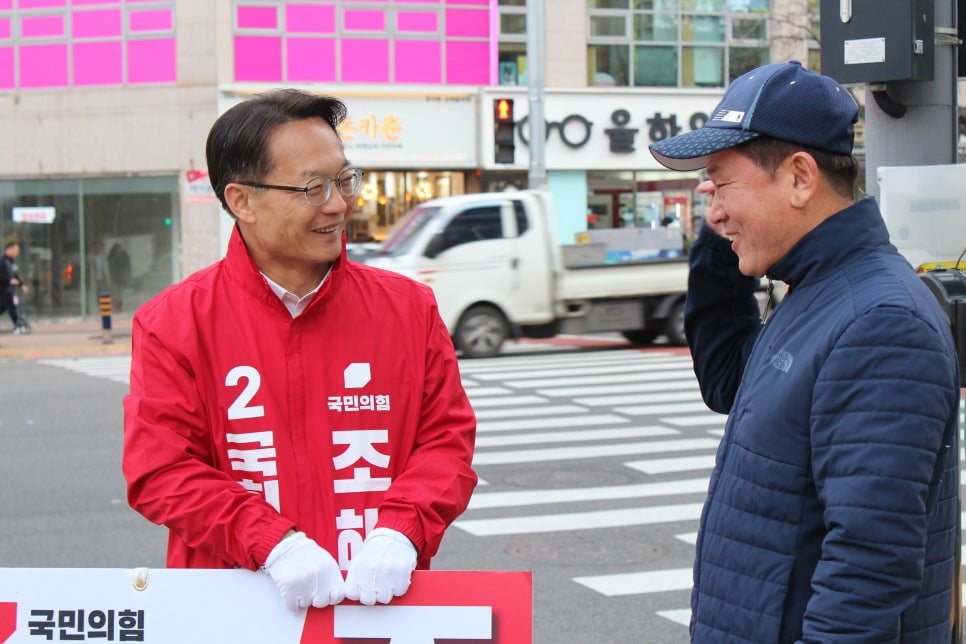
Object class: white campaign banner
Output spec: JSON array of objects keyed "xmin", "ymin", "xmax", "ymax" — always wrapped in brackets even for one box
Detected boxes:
[{"xmin": 0, "ymin": 569, "xmax": 532, "ymax": 643}]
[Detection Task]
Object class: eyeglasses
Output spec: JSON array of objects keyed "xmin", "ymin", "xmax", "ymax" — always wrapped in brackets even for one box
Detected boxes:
[{"xmin": 239, "ymin": 168, "xmax": 366, "ymax": 205}]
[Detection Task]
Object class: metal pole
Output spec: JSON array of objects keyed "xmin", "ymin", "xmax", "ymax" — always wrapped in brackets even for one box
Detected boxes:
[
  {"xmin": 526, "ymin": 0, "xmax": 547, "ymax": 190},
  {"xmin": 863, "ymin": 0, "xmax": 958, "ymax": 200}
]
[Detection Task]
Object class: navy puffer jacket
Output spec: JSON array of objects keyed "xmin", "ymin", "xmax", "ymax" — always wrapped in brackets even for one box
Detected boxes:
[{"xmin": 686, "ymin": 198, "xmax": 959, "ymax": 643}]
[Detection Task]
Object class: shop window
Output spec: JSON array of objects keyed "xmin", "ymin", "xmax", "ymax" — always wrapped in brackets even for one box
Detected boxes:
[
  {"xmin": 499, "ymin": 42, "xmax": 526, "ymax": 85},
  {"xmin": 729, "ymin": 46, "xmax": 768, "ymax": 79},
  {"xmin": 587, "ymin": 43, "xmax": 629, "ymax": 86},
  {"xmin": 0, "ymin": 175, "xmax": 178, "ymax": 319},
  {"xmin": 682, "ymin": 45, "xmax": 724, "ymax": 86},
  {"xmin": 682, "ymin": 15, "xmax": 724, "ymax": 42},
  {"xmin": 633, "ymin": 12, "xmax": 678, "ymax": 41},
  {"xmin": 589, "ymin": 0, "xmax": 630, "ymax": 7},
  {"xmin": 731, "ymin": 16, "xmax": 767, "ymax": 40},
  {"xmin": 634, "ymin": 45, "xmax": 677, "ymax": 86},
  {"xmin": 633, "ymin": 0, "xmax": 678, "ymax": 9},
  {"xmin": 589, "ymin": 15, "xmax": 626, "ymax": 37}
]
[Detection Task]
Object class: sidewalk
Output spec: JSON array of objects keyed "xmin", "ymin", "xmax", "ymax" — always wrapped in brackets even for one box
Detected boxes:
[{"xmin": 0, "ymin": 313, "xmax": 133, "ymax": 360}]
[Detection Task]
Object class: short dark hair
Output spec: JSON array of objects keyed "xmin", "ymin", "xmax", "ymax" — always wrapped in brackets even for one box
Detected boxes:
[
  {"xmin": 734, "ymin": 136, "xmax": 859, "ymax": 200},
  {"xmin": 4, "ymin": 241, "xmax": 18, "ymax": 250},
  {"xmin": 205, "ymin": 89, "xmax": 348, "ymax": 217}
]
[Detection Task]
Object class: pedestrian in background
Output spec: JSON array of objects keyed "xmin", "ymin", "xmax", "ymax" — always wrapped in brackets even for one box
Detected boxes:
[
  {"xmin": 122, "ymin": 89, "xmax": 478, "ymax": 614},
  {"xmin": 650, "ymin": 61, "xmax": 960, "ymax": 642},
  {"xmin": 0, "ymin": 241, "xmax": 30, "ymax": 334},
  {"xmin": 107, "ymin": 241, "xmax": 131, "ymax": 311},
  {"xmin": 87, "ymin": 239, "xmax": 111, "ymax": 311}
]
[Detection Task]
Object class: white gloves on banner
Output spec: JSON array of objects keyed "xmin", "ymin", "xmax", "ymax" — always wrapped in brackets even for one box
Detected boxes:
[
  {"xmin": 344, "ymin": 527, "xmax": 418, "ymax": 606},
  {"xmin": 263, "ymin": 531, "xmax": 346, "ymax": 613}
]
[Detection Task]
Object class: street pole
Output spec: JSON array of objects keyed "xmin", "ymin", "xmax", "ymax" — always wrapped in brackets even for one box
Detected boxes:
[
  {"xmin": 863, "ymin": 0, "xmax": 958, "ymax": 200},
  {"xmin": 526, "ymin": 0, "xmax": 547, "ymax": 190}
]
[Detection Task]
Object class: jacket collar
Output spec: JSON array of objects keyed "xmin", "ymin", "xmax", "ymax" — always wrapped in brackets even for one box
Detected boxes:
[
  {"xmin": 223, "ymin": 225, "xmax": 348, "ymax": 310},
  {"xmin": 767, "ymin": 198, "xmax": 889, "ymax": 289}
]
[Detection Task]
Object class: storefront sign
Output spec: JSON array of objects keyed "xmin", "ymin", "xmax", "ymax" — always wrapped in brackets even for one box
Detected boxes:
[
  {"xmin": 11, "ymin": 207, "xmax": 55, "ymax": 224},
  {"xmin": 481, "ymin": 87, "xmax": 726, "ymax": 171},
  {"xmin": 218, "ymin": 90, "xmax": 478, "ymax": 169},
  {"xmin": 184, "ymin": 170, "xmax": 216, "ymax": 203},
  {"xmin": 0, "ymin": 568, "xmax": 532, "ymax": 643}
]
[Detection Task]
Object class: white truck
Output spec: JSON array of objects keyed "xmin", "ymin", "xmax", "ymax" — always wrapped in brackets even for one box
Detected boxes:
[{"xmin": 364, "ymin": 190, "xmax": 689, "ymax": 358}]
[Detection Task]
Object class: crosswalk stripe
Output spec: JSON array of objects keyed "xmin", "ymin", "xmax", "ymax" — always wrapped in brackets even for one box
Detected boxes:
[
  {"xmin": 663, "ymin": 413, "xmax": 725, "ymax": 427},
  {"xmin": 455, "ymin": 502, "xmax": 705, "ymax": 536},
  {"xmin": 499, "ymin": 368, "xmax": 698, "ymax": 389},
  {"xmin": 461, "ymin": 386, "xmax": 513, "ymax": 397},
  {"xmin": 477, "ymin": 413, "xmax": 629, "ymax": 433},
  {"xmin": 459, "ymin": 351, "xmax": 685, "ymax": 374},
  {"xmin": 625, "ymin": 455, "xmax": 716, "ymax": 474},
  {"xmin": 574, "ymin": 390, "xmax": 703, "ymax": 407},
  {"xmin": 474, "ymin": 404, "xmax": 587, "ymax": 420},
  {"xmin": 474, "ymin": 426, "xmax": 678, "ymax": 448},
  {"xmin": 469, "ymin": 395, "xmax": 549, "ymax": 408},
  {"xmin": 574, "ymin": 568, "xmax": 693, "ymax": 596},
  {"xmin": 467, "ymin": 361, "xmax": 679, "ymax": 381},
  {"xmin": 656, "ymin": 609, "xmax": 692, "ymax": 627},
  {"xmin": 537, "ymin": 379, "xmax": 700, "ymax": 397},
  {"xmin": 473, "ymin": 437, "xmax": 722, "ymax": 465},
  {"xmin": 616, "ymin": 402, "xmax": 713, "ymax": 415},
  {"xmin": 468, "ymin": 477, "xmax": 709, "ymax": 509}
]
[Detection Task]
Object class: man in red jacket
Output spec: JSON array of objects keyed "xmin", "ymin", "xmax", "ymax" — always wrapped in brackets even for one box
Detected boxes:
[{"xmin": 122, "ymin": 89, "xmax": 478, "ymax": 614}]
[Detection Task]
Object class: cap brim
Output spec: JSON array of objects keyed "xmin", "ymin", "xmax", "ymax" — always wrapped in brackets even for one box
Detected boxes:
[{"xmin": 649, "ymin": 127, "xmax": 760, "ymax": 171}]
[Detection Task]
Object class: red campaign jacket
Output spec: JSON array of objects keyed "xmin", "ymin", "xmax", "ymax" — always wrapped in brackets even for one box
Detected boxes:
[{"xmin": 122, "ymin": 227, "xmax": 478, "ymax": 571}]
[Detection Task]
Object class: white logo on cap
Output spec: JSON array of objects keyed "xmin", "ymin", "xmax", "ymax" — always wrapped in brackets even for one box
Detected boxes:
[{"xmin": 713, "ymin": 109, "xmax": 745, "ymax": 123}]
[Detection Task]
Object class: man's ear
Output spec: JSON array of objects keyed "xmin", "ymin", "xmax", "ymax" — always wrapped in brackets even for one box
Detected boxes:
[
  {"xmin": 785, "ymin": 151, "xmax": 819, "ymax": 209},
  {"xmin": 224, "ymin": 183, "xmax": 256, "ymax": 224}
]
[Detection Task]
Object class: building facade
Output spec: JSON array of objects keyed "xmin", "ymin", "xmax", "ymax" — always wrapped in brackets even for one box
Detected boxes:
[{"xmin": 0, "ymin": 0, "xmax": 813, "ymax": 319}]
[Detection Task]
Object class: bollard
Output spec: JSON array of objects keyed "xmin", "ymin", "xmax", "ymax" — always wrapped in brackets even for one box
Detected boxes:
[{"xmin": 99, "ymin": 291, "xmax": 113, "ymax": 344}]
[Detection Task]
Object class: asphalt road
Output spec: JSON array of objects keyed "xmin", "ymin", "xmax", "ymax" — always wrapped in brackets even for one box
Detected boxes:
[{"xmin": 0, "ymin": 338, "xmax": 720, "ymax": 643}]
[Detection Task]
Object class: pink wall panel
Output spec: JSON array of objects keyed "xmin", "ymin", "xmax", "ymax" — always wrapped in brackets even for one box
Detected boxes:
[
  {"xmin": 237, "ymin": 5, "xmax": 278, "ymax": 30},
  {"xmin": 0, "ymin": 0, "xmax": 11, "ymax": 8},
  {"xmin": 395, "ymin": 0, "xmax": 439, "ymax": 3},
  {"xmin": 396, "ymin": 11, "xmax": 436, "ymax": 33},
  {"xmin": 18, "ymin": 0, "xmax": 65, "ymax": 8},
  {"xmin": 72, "ymin": 9, "xmax": 122, "ymax": 38},
  {"xmin": 445, "ymin": 8, "xmax": 487, "ymax": 37},
  {"xmin": 394, "ymin": 40, "xmax": 440, "ymax": 83},
  {"xmin": 234, "ymin": 35, "xmax": 282, "ymax": 81},
  {"xmin": 71, "ymin": 0, "xmax": 120, "ymax": 5},
  {"xmin": 448, "ymin": 0, "xmax": 488, "ymax": 4},
  {"xmin": 287, "ymin": 38, "xmax": 336, "ymax": 82},
  {"xmin": 285, "ymin": 4, "xmax": 335, "ymax": 34},
  {"xmin": 0, "ymin": 18, "xmax": 10, "ymax": 39},
  {"xmin": 445, "ymin": 40, "xmax": 487, "ymax": 84},
  {"xmin": 73, "ymin": 40, "xmax": 122, "ymax": 84},
  {"xmin": 20, "ymin": 43, "xmax": 68, "ymax": 87},
  {"xmin": 127, "ymin": 37, "xmax": 175, "ymax": 83},
  {"xmin": 343, "ymin": 9, "xmax": 385, "ymax": 31},
  {"xmin": 129, "ymin": 9, "xmax": 172, "ymax": 32},
  {"xmin": 0, "ymin": 46, "xmax": 12, "ymax": 88},
  {"xmin": 341, "ymin": 38, "xmax": 388, "ymax": 82},
  {"xmin": 22, "ymin": 15, "xmax": 65, "ymax": 38}
]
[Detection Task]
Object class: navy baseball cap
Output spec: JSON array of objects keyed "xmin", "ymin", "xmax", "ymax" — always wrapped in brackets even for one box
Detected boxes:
[{"xmin": 649, "ymin": 61, "xmax": 859, "ymax": 171}]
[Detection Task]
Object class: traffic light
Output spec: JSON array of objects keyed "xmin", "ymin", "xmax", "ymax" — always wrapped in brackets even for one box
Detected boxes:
[{"xmin": 493, "ymin": 98, "xmax": 515, "ymax": 164}]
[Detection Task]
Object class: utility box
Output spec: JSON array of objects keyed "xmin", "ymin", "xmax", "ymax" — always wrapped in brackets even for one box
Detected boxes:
[{"xmin": 820, "ymin": 0, "xmax": 934, "ymax": 84}]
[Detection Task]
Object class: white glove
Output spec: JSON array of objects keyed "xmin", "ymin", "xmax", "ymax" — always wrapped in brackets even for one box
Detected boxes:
[
  {"xmin": 344, "ymin": 527, "xmax": 417, "ymax": 606},
  {"xmin": 263, "ymin": 531, "xmax": 345, "ymax": 613}
]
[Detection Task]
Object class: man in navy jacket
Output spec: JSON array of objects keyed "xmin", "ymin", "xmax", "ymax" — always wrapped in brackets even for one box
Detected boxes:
[{"xmin": 650, "ymin": 61, "xmax": 960, "ymax": 642}]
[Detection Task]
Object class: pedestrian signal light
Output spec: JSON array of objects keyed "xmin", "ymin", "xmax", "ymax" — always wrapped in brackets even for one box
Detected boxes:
[{"xmin": 493, "ymin": 98, "xmax": 515, "ymax": 164}]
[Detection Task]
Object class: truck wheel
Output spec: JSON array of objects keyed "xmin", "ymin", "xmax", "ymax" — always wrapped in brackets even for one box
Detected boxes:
[
  {"xmin": 664, "ymin": 300, "xmax": 687, "ymax": 346},
  {"xmin": 455, "ymin": 305, "xmax": 508, "ymax": 359},
  {"xmin": 621, "ymin": 329, "xmax": 659, "ymax": 345}
]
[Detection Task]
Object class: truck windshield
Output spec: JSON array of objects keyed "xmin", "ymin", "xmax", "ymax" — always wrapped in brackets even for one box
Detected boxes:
[{"xmin": 378, "ymin": 206, "xmax": 441, "ymax": 257}]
